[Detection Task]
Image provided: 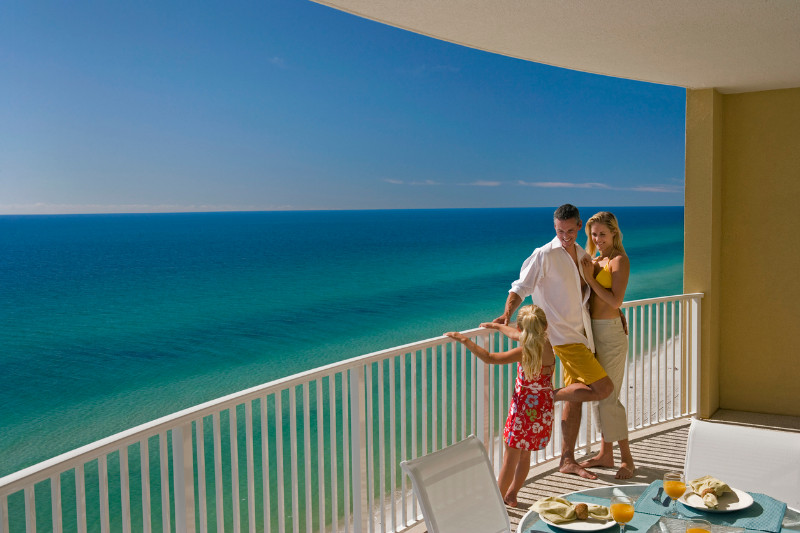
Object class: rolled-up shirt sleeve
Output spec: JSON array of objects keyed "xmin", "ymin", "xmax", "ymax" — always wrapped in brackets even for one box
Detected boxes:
[{"xmin": 509, "ymin": 248, "xmax": 543, "ymax": 299}]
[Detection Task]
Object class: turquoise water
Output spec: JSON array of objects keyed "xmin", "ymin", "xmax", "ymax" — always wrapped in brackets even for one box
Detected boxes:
[{"xmin": 0, "ymin": 207, "xmax": 683, "ymax": 477}]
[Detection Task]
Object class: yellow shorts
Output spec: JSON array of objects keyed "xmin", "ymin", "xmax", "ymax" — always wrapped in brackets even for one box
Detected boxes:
[{"xmin": 554, "ymin": 343, "xmax": 608, "ymax": 386}]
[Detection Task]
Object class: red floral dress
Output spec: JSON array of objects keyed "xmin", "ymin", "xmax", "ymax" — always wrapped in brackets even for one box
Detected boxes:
[{"xmin": 503, "ymin": 365, "xmax": 554, "ymax": 450}]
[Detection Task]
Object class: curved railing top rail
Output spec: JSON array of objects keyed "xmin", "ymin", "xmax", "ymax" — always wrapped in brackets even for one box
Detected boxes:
[{"xmin": 0, "ymin": 292, "xmax": 703, "ymax": 495}]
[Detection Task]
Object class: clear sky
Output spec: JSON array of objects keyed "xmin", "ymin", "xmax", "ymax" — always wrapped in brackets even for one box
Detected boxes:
[{"xmin": 1, "ymin": 1, "xmax": 686, "ymax": 215}]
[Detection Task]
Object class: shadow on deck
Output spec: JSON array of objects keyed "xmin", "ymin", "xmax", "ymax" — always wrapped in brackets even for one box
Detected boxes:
[{"xmin": 505, "ymin": 418, "xmax": 691, "ymax": 529}]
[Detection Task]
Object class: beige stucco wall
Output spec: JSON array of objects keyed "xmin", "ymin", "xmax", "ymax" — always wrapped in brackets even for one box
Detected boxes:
[{"xmin": 685, "ymin": 87, "xmax": 800, "ymax": 417}]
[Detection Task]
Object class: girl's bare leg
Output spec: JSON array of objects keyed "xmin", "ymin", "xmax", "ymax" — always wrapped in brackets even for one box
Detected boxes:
[
  {"xmin": 498, "ymin": 445, "xmax": 522, "ymax": 507},
  {"xmin": 505, "ymin": 449, "xmax": 532, "ymax": 507}
]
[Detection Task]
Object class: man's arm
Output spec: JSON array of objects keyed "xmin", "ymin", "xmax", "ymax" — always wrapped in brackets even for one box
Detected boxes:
[{"xmin": 493, "ymin": 291, "xmax": 523, "ymax": 325}]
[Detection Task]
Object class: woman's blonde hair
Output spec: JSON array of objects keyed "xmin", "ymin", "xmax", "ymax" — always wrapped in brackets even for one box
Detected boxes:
[
  {"xmin": 585, "ymin": 211, "xmax": 625, "ymax": 257},
  {"xmin": 516, "ymin": 305, "xmax": 548, "ymax": 379}
]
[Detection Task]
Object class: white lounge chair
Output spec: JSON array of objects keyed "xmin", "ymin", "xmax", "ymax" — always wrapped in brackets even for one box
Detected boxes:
[
  {"xmin": 400, "ymin": 435, "xmax": 511, "ymax": 533},
  {"xmin": 684, "ymin": 418, "xmax": 800, "ymax": 509}
]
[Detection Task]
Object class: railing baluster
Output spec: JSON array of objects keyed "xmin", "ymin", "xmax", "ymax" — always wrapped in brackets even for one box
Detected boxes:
[
  {"xmin": 399, "ymin": 353, "xmax": 407, "ymax": 527},
  {"xmin": 230, "ymin": 407, "xmax": 241, "ymax": 533},
  {"xmin": 449, "ymin": 341, "xmax": 455, "ymax": 445},
  {"xmin": 24, "ymin": 485, "xmax": 35, "ymax": 533},
  {"xmin": 195, "ymin": 418, "xmax": 208, "ymax": 533},
  {"xmin": 289, "ymin": 387, "xmax": 299, "ymax": 533},
  {"xmin": 365, "ymin": 366, "xmax": 374, "ymax": 533},
  {"xmin": 1, "ymin": 491, "xmax": 9, "ymax": 533},
  {"xmin": 350, "ymin": 365, "xmax": 368, "ymax": 533},
  {"xmin": 119, "ymin": 448, "xmax": 130, "ymax": 533},
  {"xmin": 341, "ymin": 375, "xmax": 350, "ymax": 533},
  {"xmin": 275, "ymin": 392, "xmax": 286, "ymax": 533},
  {"xmin": 76, "ymin": 463, "xmax": 87, "ymax": 533},
  {"xmin": 422, "ymin": 349, "xmax": 428, "ymax": 458},
  {"xmin": 173, "ymin": 423, "xmax": 196, "ymax": 533},
  {"xmin": 388, "ymin": 357, "xmax": 397, "ymax": 533},
  {"xmin": 431, "ymin": 346, "xmax": 438, "ymax": 454},
  {"xmin": 139, "ymin": 439, "xmax": 151, "ymax": 533},
  {"xmin": 260, "ymin": 396, "xmax": 272, "ymax": 533},
  {"xmin": 212, "ymin": 413, "xmax": 224, "ymax": 533},
  {"xmin": 455, "ymin": 346, "xmax": 466, "ymax": 440},
  {"xmin": 159, "ymin": 433, "xmax": 170, "ymax": 533},
  {"xmin": 316, "ymin": 379, "xmax": 326, "ymax": 533},
  {"xmin": 51, "ymin": 473, "xmax": 63, "ymax": 533},
  {"xmin": 302, "ymin": 384, "xmax": 312, "ymax": 533},
  {"xmin": 275, "ymin": 388, "xmax": 292, "ymax": 533},
  {"xmin": 99, "ymin": 455, "xmax": 110, "ymax": 533},
  {"xmin": 377, "ymin": 360, "xmax": 386, "ymax": 533},
  {"xmin": 328, "ymin": 379, "xmax": 338, "ymax": 533},
  {"xmin": 245, "ymin": 402, "xmax": 256, "ymax": 533}
]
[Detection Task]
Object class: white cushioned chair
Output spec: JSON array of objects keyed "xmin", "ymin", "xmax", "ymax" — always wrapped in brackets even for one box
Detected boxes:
[
  {"xmin": 684, "ymin": 418, "xmax": 800, "ymax": 509},
  {"xmin": 400, "ymin": 435, "xmax": 511, "ymax": 533}
]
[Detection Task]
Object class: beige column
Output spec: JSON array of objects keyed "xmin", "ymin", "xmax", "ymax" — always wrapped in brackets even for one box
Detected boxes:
[{"xmin": 684, "ymin": 88, "xmax": 723, "ymax": 418}]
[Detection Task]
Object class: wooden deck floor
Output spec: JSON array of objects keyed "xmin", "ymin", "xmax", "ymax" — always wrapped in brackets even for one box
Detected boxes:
[
  {"xmin": 505, "ymin": 418, "xmax": 691, "ymax": 530},
  {"xmin": 404, "ymin": 417, "xmax": 692, "ymax": 533}
]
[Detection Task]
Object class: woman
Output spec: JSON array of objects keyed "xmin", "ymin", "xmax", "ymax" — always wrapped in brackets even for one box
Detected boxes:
[{"xmin": 579, "ymin": 211, "xmax": 635, "ymax": 479}]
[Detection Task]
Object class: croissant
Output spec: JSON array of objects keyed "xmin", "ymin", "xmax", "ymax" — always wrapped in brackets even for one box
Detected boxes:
[{"xmin": 689, "ymin": 475, "xmax": 731, "ymax": 508}]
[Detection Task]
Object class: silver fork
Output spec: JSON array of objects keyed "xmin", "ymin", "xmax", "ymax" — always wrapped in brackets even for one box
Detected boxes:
[{"xmin": 652, "ymin": 486, "xmax": 664, "ymax": 505}]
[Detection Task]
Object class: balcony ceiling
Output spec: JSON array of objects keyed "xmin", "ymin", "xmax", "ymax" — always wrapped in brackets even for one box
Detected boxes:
[{"xmin": 312, "ymin": 0, "xmax": 800, "ymax": 94}]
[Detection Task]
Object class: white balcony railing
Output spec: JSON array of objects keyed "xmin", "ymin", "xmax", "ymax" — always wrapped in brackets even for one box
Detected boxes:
[{"xmin": 0, "ymin": 293, "xmax": 702, "ymax": 533}]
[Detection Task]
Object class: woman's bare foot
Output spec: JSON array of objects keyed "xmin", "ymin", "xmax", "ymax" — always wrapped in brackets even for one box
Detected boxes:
[
  {"xmin": 615, "ymin": 461, "xmax": 635, "ymax": 479},
  {"xmin": 560, "ymin": 458, "xmax": 597, "ymax": 480},
  {"xmin": 504, "ymin": 493, "xmax": 519, "ymax": 507}
]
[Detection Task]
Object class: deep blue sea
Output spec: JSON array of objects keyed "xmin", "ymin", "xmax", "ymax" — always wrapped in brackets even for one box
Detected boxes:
[{"xmin": 0, "ymin": 207, "xmax": 683, "ymax": 477}]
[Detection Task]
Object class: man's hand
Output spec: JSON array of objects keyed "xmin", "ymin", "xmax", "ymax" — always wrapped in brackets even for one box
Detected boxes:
[{"xmin": 493, "ymin": 314, "xmax": 510, "ymax": 325}]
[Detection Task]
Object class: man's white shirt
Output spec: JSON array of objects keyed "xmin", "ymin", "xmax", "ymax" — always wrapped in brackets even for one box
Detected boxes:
[{"xmin": 509, "ymin": 236, "xmax": 595, "ymax": 351}]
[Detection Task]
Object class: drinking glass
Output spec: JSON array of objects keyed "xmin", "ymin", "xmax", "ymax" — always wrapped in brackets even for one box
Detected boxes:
[
  {"xmin": 686, "ymin": 519, "xmax": 711, "ymax": 533},
  {"xmin": 663, "ymin": 471, "xmax": 687, "ymax": 518},
  {"xmin": 610, "ymin": 495, "xmax": 635, "ymax": 533}
]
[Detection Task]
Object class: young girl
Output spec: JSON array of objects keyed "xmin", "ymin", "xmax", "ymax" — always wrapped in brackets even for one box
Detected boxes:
[{"xmin": 444, "ymin": 305, "xmax": 555, "ymax": 507}]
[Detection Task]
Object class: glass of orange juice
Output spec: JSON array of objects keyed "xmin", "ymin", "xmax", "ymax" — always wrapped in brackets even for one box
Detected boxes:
[
  {"xmin": 663, "ymin": 471, "xmax": 687, "ymax": 518},
  {"xmin": 610, "ymin": 495, "xmax": 635, "ymax": 533},
  {"xmin": 686, "ymin": 519, "xmax": 711, "ymax": 533}
]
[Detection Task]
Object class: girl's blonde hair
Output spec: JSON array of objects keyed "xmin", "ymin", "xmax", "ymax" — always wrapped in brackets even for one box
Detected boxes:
[
  {"xmin": 585, "ymin": 211, "xmax": 625, "ymax": 257},
  {"xmin": 516, "ymin": 305, "xmax": 548, "ymax": 379}
]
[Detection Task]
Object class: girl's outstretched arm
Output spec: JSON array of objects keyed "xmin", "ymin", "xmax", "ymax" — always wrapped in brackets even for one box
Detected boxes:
[
  {"xmin": 479, "ymin": 321, "xmax": 521, "ymax": 341},
  {"xmin": 444, "ymin": 332, "xmax": 522, "ymax": 365}
]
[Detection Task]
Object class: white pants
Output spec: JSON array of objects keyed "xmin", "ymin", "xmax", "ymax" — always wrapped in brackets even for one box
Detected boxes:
[{"xmin": 591, "ymin": 318, "xmax": 629, "ymax": 443}]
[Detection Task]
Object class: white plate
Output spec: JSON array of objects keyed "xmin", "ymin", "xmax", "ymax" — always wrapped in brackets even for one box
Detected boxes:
[
  {"xmin": 678, "ymin": 487, "xmax": 754, "ymax": 513},
  {"xmin": 539, "ymin": 504, "xmax": 616, "ymax": 531}
]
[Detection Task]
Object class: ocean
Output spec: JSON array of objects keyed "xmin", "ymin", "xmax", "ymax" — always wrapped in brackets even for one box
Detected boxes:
[{"xmin": 0, "ymin": 207, "xmax": 683, "ymax": 478}]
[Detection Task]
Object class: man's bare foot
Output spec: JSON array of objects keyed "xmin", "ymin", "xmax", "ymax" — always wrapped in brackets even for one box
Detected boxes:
[
  {"xmin": 579, "ymin": 454, "xmax": 614, "ymax": 469},
  {"xmin": 504, "ymin": 493, "xmax": 519, "ymax": 507},
  {"xmin": 560, "ymin": 459, "xmax": 597, "ymax": 480},
  {"xmin": 615, "ymin": 462, "xmax": 635, "ymax": 480}
]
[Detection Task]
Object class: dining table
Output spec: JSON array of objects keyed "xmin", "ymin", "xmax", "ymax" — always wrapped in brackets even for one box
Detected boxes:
[{"xmin": 516, "ymin": 482, "xmax": 800, "ymax": 533}]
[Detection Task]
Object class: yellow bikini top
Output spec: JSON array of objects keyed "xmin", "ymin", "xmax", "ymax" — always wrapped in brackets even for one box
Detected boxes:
[{"xmin": 595, "ymin": 260, "xmax": 613, "ymax": 288}]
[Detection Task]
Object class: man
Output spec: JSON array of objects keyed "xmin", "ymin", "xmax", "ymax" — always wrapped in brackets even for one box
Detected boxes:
[{"xmin": 494, "ymin": 204, "xmax": 613, "ymax": 480}]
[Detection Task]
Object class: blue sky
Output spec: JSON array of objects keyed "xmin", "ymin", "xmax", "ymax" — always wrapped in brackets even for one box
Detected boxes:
[{"xmin": 1, "ymin": 1, "xmax": 686, "ymax": 214}]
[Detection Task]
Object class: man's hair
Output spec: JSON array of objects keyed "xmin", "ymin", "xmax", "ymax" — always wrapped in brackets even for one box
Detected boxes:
[{"xmin": 554, "ymin": 204, "xmax": 580, "ymax": 222}]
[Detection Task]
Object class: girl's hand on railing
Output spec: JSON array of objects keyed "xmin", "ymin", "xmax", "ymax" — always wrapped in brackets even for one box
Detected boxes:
[
  {"xmin": 479, "ymin": 321, "xmax": 521, "ymax": 340},
  {"xmin": 444, "ymin": 331, "xmax": 468, "ymax": 343}
]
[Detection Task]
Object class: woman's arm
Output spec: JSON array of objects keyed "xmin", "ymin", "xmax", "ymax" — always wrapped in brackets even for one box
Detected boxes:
[
  {"xmin": 444, "ymin": 332, "xmax": 523, "ymax": 365},
  {"xmin": 583, "ymin": 254, "xmax": 630, "ymax": 309}
]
